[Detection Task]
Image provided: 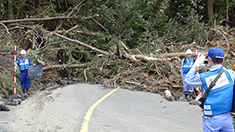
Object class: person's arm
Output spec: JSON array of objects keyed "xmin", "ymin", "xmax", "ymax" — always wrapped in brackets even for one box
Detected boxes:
[
  {"xmin": 227, "ymin": 69, "xmax": 235, "ymax": 84},
  {"xmin": 16, "ymin": 59, "xmax": 20, "ymax": 66},
  {"xmin": 184, "ymin": 67, "xmax": 203, "ymax": 87},
  {"xmin": 181, "ymin": 60, "xmax": 184, "ymax": 76},
  {"xmin": 28, "ymin": 59, "xmax": 34, "ymax": 66}
]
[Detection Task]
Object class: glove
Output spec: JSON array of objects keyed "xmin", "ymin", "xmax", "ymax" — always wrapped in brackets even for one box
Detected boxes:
[{"xmin": 193, "ymin": 53, "xmax": 205, "ymax": 68}]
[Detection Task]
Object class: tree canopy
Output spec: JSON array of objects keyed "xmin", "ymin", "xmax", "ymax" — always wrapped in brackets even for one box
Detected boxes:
[{"xmin": 1, "ymin": 0, "xmax": 234, "ymax": 49}]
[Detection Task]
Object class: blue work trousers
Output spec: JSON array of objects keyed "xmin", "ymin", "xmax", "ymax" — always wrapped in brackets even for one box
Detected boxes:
[
  {"xmin": 203, "ymin": 112, "xmax": 234, "ymax": 132},
  {"xmin": 20, "ymin": 70, "xmax": 31, "ymax": 89},
  {"xmin": 183, "ymin": 74, "xmax": 194, "ymax": 92}
]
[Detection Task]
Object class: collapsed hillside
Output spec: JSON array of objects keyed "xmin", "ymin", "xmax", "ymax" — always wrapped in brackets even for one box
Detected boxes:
[{"xmin": 0, "ymin": 22, "xmax": 234, "ymax": 100}]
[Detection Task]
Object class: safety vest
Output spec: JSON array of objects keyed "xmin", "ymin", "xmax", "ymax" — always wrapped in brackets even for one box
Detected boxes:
[
  {"xmin": 182, "ymin": 58, "xmax": 194, "ymax": 74},
  {"xmin": 18, "ymin": 57, "xmax": 30, "ymax": 71},
  {"xmin": 200, "ymin": 66, "xmax": 233, "ymax": 116}
]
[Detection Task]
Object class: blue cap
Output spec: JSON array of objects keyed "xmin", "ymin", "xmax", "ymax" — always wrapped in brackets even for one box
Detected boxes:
[{"xmin": 206, "ymin": 47, "xmax": 224, "ymax": 59}]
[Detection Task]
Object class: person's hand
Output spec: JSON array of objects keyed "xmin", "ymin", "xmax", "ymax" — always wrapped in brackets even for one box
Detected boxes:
[{"xmin": 193, "ymin": 53, "xmax": 205, "ymax": 68}]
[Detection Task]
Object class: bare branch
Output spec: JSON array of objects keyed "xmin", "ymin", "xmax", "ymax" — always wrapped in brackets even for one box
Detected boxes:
[
  {"xmin": 63, "ymin": 25, "xmax": 79, "ymax": 36},
  {"xmin": 92, "ymin": 18, "xmax": 110, "ymax": 35},
  {"xmin": 0, "ymin": 22, "xmax": 11, "ymax": 35},
  {"xmin": 55, "ymin": 1, "xmax": 84, "ymax": 31}
]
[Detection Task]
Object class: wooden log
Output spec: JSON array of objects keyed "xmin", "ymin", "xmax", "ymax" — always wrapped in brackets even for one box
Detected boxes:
[
  {"xmin": 172, "ymin": 85, "xmax": 183, "ymax": 89},
  {"xmin": 0, "ymin": 16, "xmax": 74, "ymax": 24},
  {"xmin": 53, "ymin": 33, "xmax": 109, "ymax": 55},
  {"xmin": 180, "ymin": 42, "xmax": 197, "ymax": 49},
  {"xmin": 134, "ymin": 55, "xmax": 163, "ymax": 61},
  {"xmin": 160, "ymin": 52, "xmax": 208, "ymax": 58},
  {"xmin": 166, "ymin": 42, "xmax": 182, "ymax": 46},
  {"xmin": 162, "ymin": 83, "xmax": 169, "ymax": 87},
  {"xmin": 124, "ymin": 81, "xmax": 149, "ymax": 89},
  {"xmin": 43, "ymin": 64, "xmax": 87, "ymax": 71}
]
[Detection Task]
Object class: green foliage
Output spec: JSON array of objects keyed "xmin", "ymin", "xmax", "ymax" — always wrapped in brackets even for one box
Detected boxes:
[
  {"xmin": 213, "ymin": 0, "xmax": 235, "ymax": 22},
  {"xmin": 2, "ymin": 0, "xmax": 233, "ymax": 51},
  {"xmin": 0, "ymin": 30, "xmax": 14, "ymax": 52},
  {"xmin": 141, "ymin": 62, "xmax": 156, "ymax": 73},
  {"xmin": 0, "ymin": 70, "xmax": 22, "ymax": 98},
  {"xmin": 27, "ymin": 49, "xmax": 45, "ymax": 65}
]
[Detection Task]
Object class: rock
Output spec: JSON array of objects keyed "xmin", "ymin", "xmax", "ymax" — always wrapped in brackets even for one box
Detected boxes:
[
  {"xmin": 171, "ymin": 91, "xmax": 181, "ymax": 101},
  {"xmin": 63, "ymin": 80, "xmax": 68, "ymax": 85},
  {"xmin": 67, "ymin": 80, "xmax": 72, "ymax": 84},
  {"xmin": 162, "ymin": 90, "xmax": 174, "ymax": 101},
  {"xmin": 12, "ymin": 99, "xmax": 18, "ymax": 106},
  {"xmin": 22, "ymin": 93, "xmax": 28, "ymax": 99},
  {"xmin": 189, "ymin": 100, "xmax": 201, "ymax": 105},
  {"xmin": 17, "ymin": 99, "xmax": 21, "ymax": 105},
  {"xmin": 73, "ymin": 78, "xmax": 78, "ymax": 82},
  {"xmin": 13, "ymin": 94, "xmax": 21, "ymax": 99},
  {"xmin": 0, "ymin": 103, "xmax": 10, "ymax": 111},
  {"xmin": 21, "ymin": 96, "xmax": 26, "ymax": 101}
]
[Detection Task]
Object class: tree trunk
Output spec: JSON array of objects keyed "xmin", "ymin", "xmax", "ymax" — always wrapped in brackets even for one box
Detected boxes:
[
  {"xmin": 16, "ymin": 0, "xmax": 27, "ymax": 19},
  {"xmin": 208, "ymin": 0, "xmax": 214, "ymax": 19},
  {"xmin": 226, "ymin": 0, "xmax": 229, "ymax": 28},
  {"xmin": 8, "ymin": 0, "xmax": 13, "ymax": 19}
]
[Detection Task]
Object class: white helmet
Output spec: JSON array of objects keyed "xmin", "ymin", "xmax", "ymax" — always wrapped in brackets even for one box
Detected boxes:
[
  {"xmin": 185, "ymin": 49, "xmax": 192, "ymax": 55},
  {"xmin": 20, "ymin": 50, "xmax": 26, "ymax": 55}
]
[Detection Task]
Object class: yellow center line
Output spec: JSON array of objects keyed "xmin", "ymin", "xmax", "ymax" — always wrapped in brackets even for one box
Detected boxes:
[{"xmin": 80, "ymin": 86, "xmax": 120, "ymax": 132}]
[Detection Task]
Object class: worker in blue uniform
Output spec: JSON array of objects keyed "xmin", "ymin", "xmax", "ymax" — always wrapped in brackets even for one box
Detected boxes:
[
  {"xmin": 16, "ymin": 50, "xmax": 33, "ymax": 95},
  {"xmin": 181, "ymin": 49, "xmax": 195, "ymax": 100},
  {"xmin": 184, "ymin": 47, "xmax": 235, "ymax": 132}
]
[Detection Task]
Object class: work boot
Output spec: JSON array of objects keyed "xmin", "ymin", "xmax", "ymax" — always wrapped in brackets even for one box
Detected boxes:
[
  {"xmin": 184, "ymin": 92, "xmax": 188, "ymax": 99},
  {"xmin": 22, "ymin": 88, "xmax": 26, "ymax": 94},
  {"xmin": 26, "ymin": 89, "xmax": 30, "ymax": 95}
]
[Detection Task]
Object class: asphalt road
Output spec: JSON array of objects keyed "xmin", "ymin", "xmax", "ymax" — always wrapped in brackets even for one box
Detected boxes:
[{"xmin": 0, "ymin": 83, "xmax": 202, "ymax": 132}]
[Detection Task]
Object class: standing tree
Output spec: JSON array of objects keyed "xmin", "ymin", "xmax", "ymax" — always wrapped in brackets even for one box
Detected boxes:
[{"xmin": 208, "ymin": 0, "xmax": 214, "ymax": 21}]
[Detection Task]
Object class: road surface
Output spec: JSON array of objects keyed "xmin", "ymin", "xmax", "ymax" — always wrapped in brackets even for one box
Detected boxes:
[{"xmin": 0, "ymin": 83, "xmax": 202, "ymax": 132}]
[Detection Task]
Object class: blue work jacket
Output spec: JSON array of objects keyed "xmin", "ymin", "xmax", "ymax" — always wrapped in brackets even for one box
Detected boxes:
[
  {"xmin": 181, "ymin": 58, "xmax": 194, "ymax": 75},
  {"xmin": 16, "ymin": 57, "xmax": 33, "ymax": 71},
  {"xmin": 184, "ymin": 65, "xmax": 235, "ymax": 116}
]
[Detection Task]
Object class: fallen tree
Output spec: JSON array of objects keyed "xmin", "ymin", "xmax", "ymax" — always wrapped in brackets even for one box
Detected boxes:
[
  {"xmin": 43, "ymin": 64, "xmax": 87, "ymax": 71},
  {"xmin": 53, "ymin": 33, "xmax": 109, "ymax": 55}
]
